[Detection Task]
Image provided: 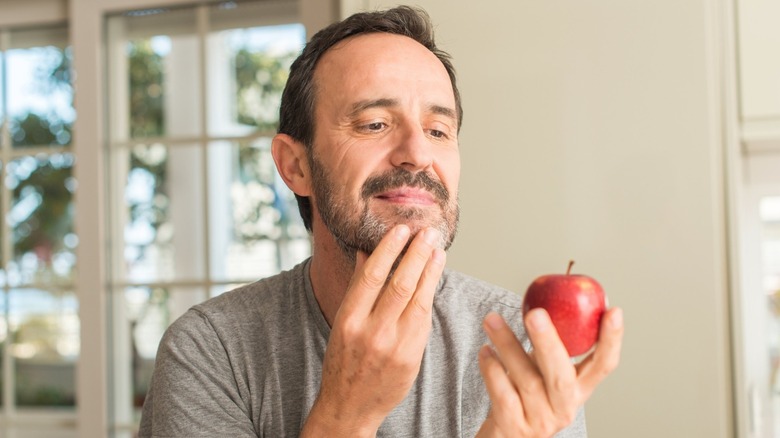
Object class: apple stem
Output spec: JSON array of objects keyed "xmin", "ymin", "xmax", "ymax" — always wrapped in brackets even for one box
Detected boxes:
[{"xmin": 567, "ymin": 260, "xmax": 574, "ymax": 275}]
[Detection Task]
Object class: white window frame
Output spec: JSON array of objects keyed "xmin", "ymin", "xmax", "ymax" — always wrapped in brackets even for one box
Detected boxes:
[
  {"xmin": 104, "ymin": 4, "xmax": 316, "ymax": 434},
  {"xmin": 74, "ymin": 2, "xmax": 338, "ymax": 436},
  {"xmin": 0, "ymin": 8, "xmax": 78, "ymax": 436}
]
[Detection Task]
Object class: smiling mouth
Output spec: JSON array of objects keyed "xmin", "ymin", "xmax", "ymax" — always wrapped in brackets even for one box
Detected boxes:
[{"xmin": 375, "ymin": 188, "xmax": 437, "ymax": 206}]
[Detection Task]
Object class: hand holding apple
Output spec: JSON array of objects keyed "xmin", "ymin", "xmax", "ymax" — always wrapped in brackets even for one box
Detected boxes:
[
  {"xmin": 477, "ymin": 262, "xmax": 622, "ymax": 437},
  {"xmin": 522, "ymin": 261, "xmax": 606, "ymax": 357}
]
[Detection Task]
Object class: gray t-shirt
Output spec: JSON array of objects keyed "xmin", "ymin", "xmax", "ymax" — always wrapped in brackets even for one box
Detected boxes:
[{"xmin": 139, "ymin": 259, "xmax": 586, "ymax": 437}]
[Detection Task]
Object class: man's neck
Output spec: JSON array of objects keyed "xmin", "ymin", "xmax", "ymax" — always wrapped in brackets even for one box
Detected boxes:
[{"xmin": 308, "ymin": 222, "xmax": 356, "ymax": 327}]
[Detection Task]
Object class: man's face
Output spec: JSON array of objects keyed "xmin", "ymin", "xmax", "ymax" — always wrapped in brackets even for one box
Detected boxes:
[{"xmin": 309, "ymin": 32, "xmax": 461, "ymax": 256}]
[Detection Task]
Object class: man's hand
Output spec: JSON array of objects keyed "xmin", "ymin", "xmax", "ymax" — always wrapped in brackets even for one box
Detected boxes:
[
  {"xmin": 301, "ymin": 224, "xmax": 446, "ymax": 437},
  {"xmin": 476, "ymin": 307, "xmax": 624, "ymax": 437}
]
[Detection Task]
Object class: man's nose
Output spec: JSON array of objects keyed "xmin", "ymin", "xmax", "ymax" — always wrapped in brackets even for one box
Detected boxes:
[{"xmin": 389, "ymin": 124, "xmax": 433, "ymax": 171}]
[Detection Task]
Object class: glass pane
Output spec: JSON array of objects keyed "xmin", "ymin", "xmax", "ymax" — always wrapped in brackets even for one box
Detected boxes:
[
  {"xmin": 208, "ymin": 140, "xmax": 309, "ymax": 282},
  {"xmin": 106, "ymin": 7, "xmax": 202, "ymax": 143},
  {"xmin": 10, "ymin": 288, "xmax": 78, "ymax": 407},
  {"xmin": 121, "ymin": 143, "xmax": 205, "ymax": 282},
  {"xmin": 206, "ymin": 23, "xmax": 305, "ymax": 137},
  {"xmin": 760, "ymin": 196, "xmax": 780, "ymax": 436},
  {"xmin": 110, "ymin": 7, "xmax": 201, "ymax": 141},
  {"xmin": 6, "ymin": 154, "xmax": 76, "ymax": 286},
  {"xmin": 127, "ymin": 37, "xmax": 167, "ymax": 139},
  {"xmin": 7, "ymin": 31, "xmax": 74, "ymax": 148}
]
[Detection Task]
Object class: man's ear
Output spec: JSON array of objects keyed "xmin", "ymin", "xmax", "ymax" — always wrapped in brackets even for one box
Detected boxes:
[{"xmin": 271, "ymin": 133, "xmax": 312, "ymax": 197}]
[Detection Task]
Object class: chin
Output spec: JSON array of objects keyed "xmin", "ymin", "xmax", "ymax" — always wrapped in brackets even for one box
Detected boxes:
[{"xmin": 365, "ymin": 206, "xmax": 455, "ymax": 249}]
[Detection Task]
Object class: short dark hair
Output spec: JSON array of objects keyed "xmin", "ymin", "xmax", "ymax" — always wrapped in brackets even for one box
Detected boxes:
[{"xmin": 278, "ymin": 5, "xmax": 463, "ymax": 231}]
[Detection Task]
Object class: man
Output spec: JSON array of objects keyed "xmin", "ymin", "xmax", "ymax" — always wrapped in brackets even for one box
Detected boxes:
[{"xmin": 139, "ymin": 6, "xmax": 623, "ymax": 437}]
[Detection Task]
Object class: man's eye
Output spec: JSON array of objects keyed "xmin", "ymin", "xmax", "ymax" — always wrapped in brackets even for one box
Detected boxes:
[
  {"xmin": 365, "ymin": 122, "xmax": 386, "ymax": 131},
  {"xmin": 429, "ymin": 129, "xmax": 446, "ymax": 138}
]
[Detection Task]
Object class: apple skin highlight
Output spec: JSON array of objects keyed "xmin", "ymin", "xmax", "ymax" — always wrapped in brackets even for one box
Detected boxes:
[{"xmin": 521, "ymin": 262, "xmax": 606, "ymax": 357}]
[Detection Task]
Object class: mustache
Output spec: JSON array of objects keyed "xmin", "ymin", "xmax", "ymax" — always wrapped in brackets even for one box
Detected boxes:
[{"xmin": 361, "ymin": 169, "xmax": 450, "ymax": 206}]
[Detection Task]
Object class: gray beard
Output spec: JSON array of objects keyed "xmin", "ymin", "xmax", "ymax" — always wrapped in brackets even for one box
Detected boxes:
[{"xmin": 309, "ymin": 154, "xmax": 459, "ymax": 262}]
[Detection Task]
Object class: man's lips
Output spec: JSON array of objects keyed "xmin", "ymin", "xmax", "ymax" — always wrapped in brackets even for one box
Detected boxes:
[{"xmin": 374, "ymin": 187, "xmax": 437, "ymax": 205}]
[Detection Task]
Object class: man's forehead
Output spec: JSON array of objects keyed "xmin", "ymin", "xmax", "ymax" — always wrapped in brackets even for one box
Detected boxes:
[
  {"xmin": 326, "ymin": 32, "xmax": 418, "ymax": 58},
  {"xmin": 316, "ymin": 33, "xmax": 443, "ymax": 77},
  {"xmin": 313, "ymin": 33, "xmax": 456, "ymax": 109}
]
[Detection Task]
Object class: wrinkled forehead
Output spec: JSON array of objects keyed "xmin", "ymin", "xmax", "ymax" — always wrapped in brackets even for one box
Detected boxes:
[{"xmin": 312, "ymin": 32, "xmax": 457, "ymax": 113}]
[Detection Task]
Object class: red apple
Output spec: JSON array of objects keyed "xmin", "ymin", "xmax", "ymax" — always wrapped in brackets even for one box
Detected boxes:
[{"xmin": 522, "ymin": 261, "xmax": 606, "ymax": 357}]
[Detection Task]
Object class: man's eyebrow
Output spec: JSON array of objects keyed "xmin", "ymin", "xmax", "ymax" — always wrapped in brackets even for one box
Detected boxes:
[
  {"xmin": 348, "ymin": 98, "xmax": 398, "ymax": 117},
  {"xmin": 347, "ymin": 99, "xmax": 457, "ymax": 121},
  {"xmin": 428, "ymin": 104, "xmax": 457, "ymax": 123}
]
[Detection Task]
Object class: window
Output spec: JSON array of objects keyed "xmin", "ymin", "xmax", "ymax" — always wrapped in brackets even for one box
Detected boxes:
[
  {"xmin": 0, "ymin": 23, "xmax": 79, "ymax": 435},
  {"xmin": 104, "ymin": 1, "xmax": 310, "ymax": 434},
  {"xmin": 735, "ymin": 0, "xmax": 780, "ymax": 435}
]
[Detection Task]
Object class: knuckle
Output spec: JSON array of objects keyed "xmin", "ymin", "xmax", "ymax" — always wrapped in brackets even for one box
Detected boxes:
[
  {"xmin": 593, "ymin": 353, "xmax": 620, "ymax": 379},
  {"xmin": 493, "ymin": 385, "xmax": 519, "ymax": 410},
  {"xmin": 339, "ymin": 317, "xmax": 363, "ymax": 340},
  {"xmin": 603, "ymin": 353, "xmax": 621, "ymax": 374},
  {"xmin": 534, "ymin": 409, "xmax": 576, "ymax": 437},
  {"xmin": 540, "ymin": 425, "xmax": 557, "ymax": 438},
  {"xmin": 549, "ymin": 374, "xmax": 574, "ymax": 394},
  {"xmin": 361, "ymin": 334, "xmax": 389, "ymax": 358},
  {"xmin": 359, "ymin": 268, "xmax": 386, "ymax": 290},
  {"xmin": 558, "ymin": 409, "xmax": 577, "ymax": 428},
  {"xmin": 409, "ymin": 297, "xmax": 432, "ymax": 317},
  {"xmin": 399, "ymin": 356, "xmax": 420, "ymax": 374},
  {"xmin": 598, "ymin": 364, "xmax": 614, "ymax": 380},
  {"xmin": 518, "ymin": 375, "xmax": 544, "ymax": 394},
  {"xmin": 388, "ymin": 277, "xmax": 415, "ymax": 301},
  {"xmin": 532, "ymin": 416, "xmax": 558, "ymax": 438}
]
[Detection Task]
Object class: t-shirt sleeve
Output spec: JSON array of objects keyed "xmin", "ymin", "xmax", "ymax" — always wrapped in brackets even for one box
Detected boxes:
[{"xmin": 138, "ymin": 308, "xmax": 256, "ymax": 437}]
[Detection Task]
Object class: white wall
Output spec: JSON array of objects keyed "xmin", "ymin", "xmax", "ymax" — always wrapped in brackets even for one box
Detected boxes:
[{"xmin": 353, "ymin": 1, "xmax": 734, "ymax": 437}]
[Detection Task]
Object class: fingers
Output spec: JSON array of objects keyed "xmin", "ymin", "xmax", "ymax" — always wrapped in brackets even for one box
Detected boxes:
[
  {"xmin": 483, "ymin": 313, "xmax": 555, "ymax": 419},
  {"xmin": 374, "ymin": 227, "xmax": 443, "ymax": 321},
  {"xmin": 478, "ymin": 345, "xmax": 525, "ymax": 432},
  {"xmin": 400, "ymin": 247, "xmax": 445, "ymax": 322},
  {"xmin": 339, "ymin": 225, "xmax": 411, "ymax": 318},
  {"xmin": 523, "ymin": 308, "xmax": 580, "ymax": 421},
  {"xmin": 339, "ymin": 225, "xmax": 445, "ymax": 324},
  {"xmin": 479, "ymin": 308, "xmax": 624, "ymax": 437},
  {"xmin": 576, "ymin": 307, "xmax": 624, "ymax": 397}
]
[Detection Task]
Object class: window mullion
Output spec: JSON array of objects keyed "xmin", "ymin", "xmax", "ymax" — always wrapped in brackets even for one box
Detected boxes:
[
  {"xmin": 0, "ymin": 28, "xmax": 16, "ymax": 420},
  {"xmin": 197, "ymin": 4, "xmax": 212, "ymax": 285},
  {"xmin": 70, "ymin": 0, "xmax": 109, "ymax": 435}
]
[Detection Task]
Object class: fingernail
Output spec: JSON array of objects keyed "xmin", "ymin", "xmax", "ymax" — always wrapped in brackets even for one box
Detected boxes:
[
  {"xmin": 485, "ymin": 312, "xmax": 504, "ymax": 330},
  {"xmin": 423, "ymin": 228, "xmax": 440, "ymax": 245},
  {"xmin": 610, "ymin": 308, "xmax": 623, "ymax": 329},
  {"xmin": 394, "ymin": 224, "xmax": 410, "ymax": 240},
  {"xmin": 527, "ymin": 309, "xmax": 549, "ymax": 333}
]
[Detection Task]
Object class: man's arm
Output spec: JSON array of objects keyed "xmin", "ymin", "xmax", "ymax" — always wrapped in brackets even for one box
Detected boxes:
[
  {"xmin": 300, "ymin": 224, "xmax": 445, "ymax": 437},
  {"xmin": 476, "ymin": 307, "xmax": 624, "ymax": 437},
  {"xmin": 139, "ymin": 309, "xmax": 256, "ymax": 437}
]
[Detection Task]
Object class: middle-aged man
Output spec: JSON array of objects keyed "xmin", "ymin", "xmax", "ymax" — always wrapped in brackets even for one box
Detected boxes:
[{"xmin": 139, "ymin": 6, "xmax": 624, "ymax": 437}]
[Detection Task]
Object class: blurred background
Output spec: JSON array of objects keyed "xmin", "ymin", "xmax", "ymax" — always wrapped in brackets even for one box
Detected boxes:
[{"xmin": 0, "ymin": 0, "xmax": 776, "ymax": 437}]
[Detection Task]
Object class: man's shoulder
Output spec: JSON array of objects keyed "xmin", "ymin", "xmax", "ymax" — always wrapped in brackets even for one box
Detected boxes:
[
  {"xmin": 436, "ymin": 268, "xmax": 523, "ymax": 331},
  {"xmin": 191, "ymin": 259, "xmax": 310, "ymax": 322},
  {"xmin": 439, "ymin": 268, "xmax": 522, "ymax": 309}
]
